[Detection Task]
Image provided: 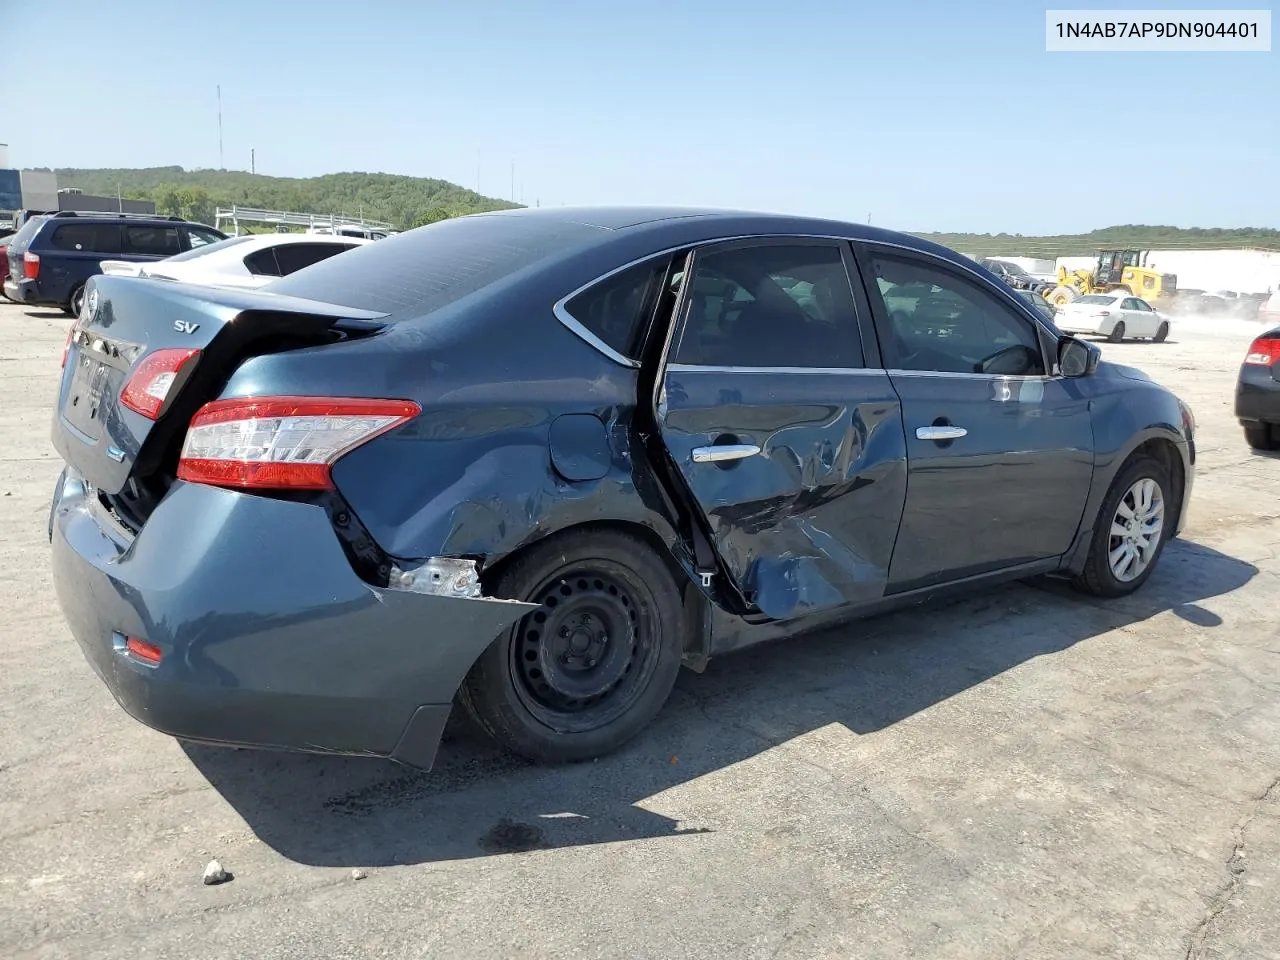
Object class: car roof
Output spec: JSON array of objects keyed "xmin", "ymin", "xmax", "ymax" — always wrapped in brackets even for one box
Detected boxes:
[{"xmin": 458, "ymin": 205, "xmax": 971, "ymax": 263}]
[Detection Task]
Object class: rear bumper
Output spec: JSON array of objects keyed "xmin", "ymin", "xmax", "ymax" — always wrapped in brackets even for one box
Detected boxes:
[
  {"xmin": 49, "ymin": 470, "xmax": 534, "ymax": 768},
  {"xmin": 1235, "ymin": 365, "xmax": 1280, "ymax": 424},
  {"xmin": 4, "ymin": 277, "xmax": 38, "ymax": 303},
  {"xmin": 1057, "ymin": 318, "xmax": 1108, "ymax": 337}
]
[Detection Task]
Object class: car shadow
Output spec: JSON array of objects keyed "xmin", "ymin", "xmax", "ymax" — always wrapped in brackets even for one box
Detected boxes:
[
  {"xmin": 185, "ymin": 537, "xmax": 1256, "ymax": 867},
  {"xmin": 23, "ymin": 309, "xmax": 69, "ymax": 320}
]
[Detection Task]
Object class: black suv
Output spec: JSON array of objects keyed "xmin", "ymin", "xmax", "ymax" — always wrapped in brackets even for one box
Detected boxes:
[{"xmin": 4, "ymin": 211, "xmax": 226, "ymax": 314}]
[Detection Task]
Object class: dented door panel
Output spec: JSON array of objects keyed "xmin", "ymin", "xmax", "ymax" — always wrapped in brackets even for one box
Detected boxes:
[{"xmin": 659, "ymin": 365, "xmax": 907, "ymax": 620}]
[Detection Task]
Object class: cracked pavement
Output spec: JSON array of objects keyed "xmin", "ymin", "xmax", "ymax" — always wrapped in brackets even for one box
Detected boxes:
[{"xmin": 1, "ymin": 301, "xmax": 1278, "ymax": 959}]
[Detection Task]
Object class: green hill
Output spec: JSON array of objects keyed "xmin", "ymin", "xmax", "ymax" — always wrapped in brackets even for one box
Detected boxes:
[
  {"xmin": 913, "ymin": 225, "xmax": 1280, "ymax": 258},
  {"xmin": 46, "ymin": 166, "xmax": 520, "ymax": 230}
]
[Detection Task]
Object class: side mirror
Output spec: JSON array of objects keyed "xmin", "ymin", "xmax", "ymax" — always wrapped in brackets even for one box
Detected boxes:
[{"xmin": 1058, "ymin": 336, "xmax": 1100, "ymax": 378}]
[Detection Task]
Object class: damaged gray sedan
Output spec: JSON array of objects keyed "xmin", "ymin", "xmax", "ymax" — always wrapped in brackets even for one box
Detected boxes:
[{"xmin": 48, "ymin": 207, "xmax": 1196, "ymax": 769}]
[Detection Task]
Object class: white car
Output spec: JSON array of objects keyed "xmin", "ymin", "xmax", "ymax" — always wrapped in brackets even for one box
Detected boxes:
[
  {"xmin": 98, "ymin": 234, "xmax": 371, "ymax": 289},
  {"xmin": 1054, "ymin": 293, "xmax": 1171, "ymax": 343}
]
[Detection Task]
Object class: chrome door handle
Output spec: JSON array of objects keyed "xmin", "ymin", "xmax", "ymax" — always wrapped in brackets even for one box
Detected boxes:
[
  {"xmin": 692, "ymin": 443, "xmax": 761, "ymax": 463},
  {"xmin": 916, "ymin": 425, "xmax": 967, "ymax": 441}
]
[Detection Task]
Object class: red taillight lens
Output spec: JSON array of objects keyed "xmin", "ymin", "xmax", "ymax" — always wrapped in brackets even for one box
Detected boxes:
[
  {"xmin": 176, "ymin": 396, "xmax": 420, "ymax": 491},
  {"xmin": 1244, "ymin": 337, "xmax": 1280, "ymax": 366},
  {"xmin": 119, "ymin": 348, "xmax": 201, "ymax": 420},
  {"xmin": 22, "ymin": 251, "xmax": 40, "ymax": 279},
  {"xmin": 61, "ymin": 325, "xmax": 76, "ymax": 368}
]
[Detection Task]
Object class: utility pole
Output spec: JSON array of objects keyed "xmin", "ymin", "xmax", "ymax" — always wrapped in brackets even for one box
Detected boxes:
[
  {"xmin": 476, "ymin": 148, "xmax": 481, "ymax": 193},
  {"xmin": 250, "ymin": 148, "xmax": 255, "ymax": 175},
  {"xmin": 117, "ymin": 183, "xmax": 122, "ymax": 212},
  {"xmin": 217, "ymin": 85, "xmax": 224, "ymax": 170}
]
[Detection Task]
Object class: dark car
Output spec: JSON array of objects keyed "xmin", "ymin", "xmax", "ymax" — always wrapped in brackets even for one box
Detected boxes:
[
  {"xmin": 48, "ymin": 207, "xmax": 1196, "ymax": 770},
  {"xmin": 1235, "ymin": 327, "xmax": 1280, "ymax": 450},
  {"xmin": 979, "ymin": 258, "xmax": 1053, "ymax": 296},
  {"xmin": 5, "ymin": 210, "xmax": 226, "ymax": 314}
]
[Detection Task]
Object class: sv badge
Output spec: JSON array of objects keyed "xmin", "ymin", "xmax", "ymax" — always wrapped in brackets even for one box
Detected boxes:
[{"xmin": 173, "ymin": 320, "xmax": 200, "ymax": 335}]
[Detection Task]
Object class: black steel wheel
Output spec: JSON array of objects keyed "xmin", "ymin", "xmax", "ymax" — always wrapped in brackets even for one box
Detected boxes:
[{"xmin": 460, "ymin": 529, "xmax": 687, "ymax": 764}]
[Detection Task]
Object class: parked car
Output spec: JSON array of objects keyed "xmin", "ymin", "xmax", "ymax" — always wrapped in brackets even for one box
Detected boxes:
[
  {"xmin": 1235, "ymin": 326, "xmax": 1280, "ymax": 450},
  {"xmin": 4, "ymin": 211, "xmax": 226, "ymax": 314},
  {"xmin": 1055, "ymin": 292, "xmax": 1171, "ymax": 343},
  {"xmin": 48, "ymin": 207, "xmax": 1196, "ymax": 770},
  {"xmin": 980, "ymin": 258, "xmax": 1053, "ymax": 296},
  {"xmin": 99, "ymin": 233, "xmax": 371, "ymax": 288}
]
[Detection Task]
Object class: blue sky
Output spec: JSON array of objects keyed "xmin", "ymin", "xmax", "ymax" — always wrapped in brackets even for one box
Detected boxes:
[{"xmin": 5, "ymin": 0, "xmax": 1276, "ymax": 233}]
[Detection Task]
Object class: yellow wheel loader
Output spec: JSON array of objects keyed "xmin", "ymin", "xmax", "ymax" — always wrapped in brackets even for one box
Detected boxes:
[{"xmin": 1047, "ymin": 249, "xmax": 1178, "ymax": 306}]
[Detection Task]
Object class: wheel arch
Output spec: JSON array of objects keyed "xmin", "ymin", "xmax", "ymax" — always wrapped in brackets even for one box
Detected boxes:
[
  {"xmin": 479, "ymin": 518, "xmax": 712, "ymax": 671},
  {"xmin": 1063, "ymin": 426, "xmax": 1189, "ymax": 575}
]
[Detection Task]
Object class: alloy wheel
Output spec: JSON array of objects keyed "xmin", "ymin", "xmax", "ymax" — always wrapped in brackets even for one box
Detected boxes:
[{"xmin": 1108, "ymin": 477, "xmax": 1164, "ymax": 582}]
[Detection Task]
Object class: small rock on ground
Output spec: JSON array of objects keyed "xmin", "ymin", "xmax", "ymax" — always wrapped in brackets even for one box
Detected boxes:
[{"xmin": 203, "ymin": 859, "xmax": 231, "ymax": 885}]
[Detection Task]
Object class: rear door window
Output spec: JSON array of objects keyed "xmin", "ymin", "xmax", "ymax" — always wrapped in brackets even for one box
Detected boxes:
[
  {"xmin": 50, "ymin": 223, "xmax": 123, "ymax": 254},
  {"xmin": 672, "ymin": 241, "xmax": 864, "ymax": 368},
  {"xmin": 124, "ymin": 225, "xmax": 182, "ymax": 257}
]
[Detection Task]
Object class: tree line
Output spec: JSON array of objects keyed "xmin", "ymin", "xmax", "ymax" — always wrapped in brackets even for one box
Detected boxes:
[{"xmin": 47, "ymin": 167, "xmax": 519, "ymax": 230}]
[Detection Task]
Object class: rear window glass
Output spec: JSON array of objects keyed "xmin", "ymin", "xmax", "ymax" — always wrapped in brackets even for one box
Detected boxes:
[
  {"xmin": 7, "ymin": 215, "xmax": 49, "ymax": 250},
  {"xmin": 562, "ymin": 260, "xmax": 666, "ymax": 359},
  {"xmin": 50, "ymin": 223, "xmax": 123, "ymax": 254},
  {"xmin": 265, "ymin": 214, "xmax": 604, "ymax": 318}
]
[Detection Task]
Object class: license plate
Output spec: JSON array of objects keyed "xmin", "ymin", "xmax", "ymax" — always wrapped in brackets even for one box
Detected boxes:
[{"xmin": 64, "ymin": 354, "xmax": 110, "ymax": 439}]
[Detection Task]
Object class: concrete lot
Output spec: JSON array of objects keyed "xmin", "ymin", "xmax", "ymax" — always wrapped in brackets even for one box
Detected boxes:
[{"xmin": 1, "ymin": 298, "xmax": 1277, "ymax": 960}]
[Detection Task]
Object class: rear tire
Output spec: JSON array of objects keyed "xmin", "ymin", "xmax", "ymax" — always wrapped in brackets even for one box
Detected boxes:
[
  {"xmin": 1243, "ymin": 422, "xmax": 1280, "ymax": 451},
  {"xmin": 459, "ymin": 530, "xmax": 688, "ymax": 764},
  {"xmin": 1049, "ymin": 285, "xmax": 1077, "ymax": 306},
  {"xmin": 1154, "ymin": 322, "xmax": 1169, "ymax": 343},
  {"xmin": 1107, "ymin": 321, "xmax": 1126, "ymax": 343},
  {"xmin": 1073, "ymin": 455, "xmax": 1172, "ymax": 598},
  {"xmin": 64, "ymin": 285, "xmax": 85, "ymax": 317}
]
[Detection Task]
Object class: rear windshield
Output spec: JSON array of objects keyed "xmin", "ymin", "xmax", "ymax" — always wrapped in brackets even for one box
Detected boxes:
[
  {"xmin": 6, "ymin": 215, "xmax": 49, "ymax": 251},
  {"xmin": 265, "ymin": 214, "xmax": 604, "ymax": 318},
  {"xmin": 1075, "ymin": 294, "xmax": 1118, "ymax": 305}
]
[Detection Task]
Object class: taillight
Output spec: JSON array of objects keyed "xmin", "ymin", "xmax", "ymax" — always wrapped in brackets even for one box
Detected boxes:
[
  {"xmin": 176, "ymin": 396, "xmax": 420, "ymax": 491},
  {"xmin": 119, "ymin": 348, "xmax": 201, "ymax": 420},
  {"xmin": 22, "ymin": 251, "xmax": 39, "ymax": 279},
  {"xmin": 61, "ymin": 325, "xmax": 76, "ymax": 368},
  {"xmin": 1244, "ymin": 337, "xmax": 1280, "ymax": 366}
]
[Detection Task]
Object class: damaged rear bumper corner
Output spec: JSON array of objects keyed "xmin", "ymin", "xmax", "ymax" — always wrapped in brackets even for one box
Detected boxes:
[{"xmin": 50, "ymin": 472, "xmax": 536, "ymax": 769}]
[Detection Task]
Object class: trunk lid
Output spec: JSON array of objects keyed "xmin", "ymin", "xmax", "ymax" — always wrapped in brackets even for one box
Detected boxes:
[{"xmin": 52, "ymin": 275, "xmax": 389, "ymax": 499}]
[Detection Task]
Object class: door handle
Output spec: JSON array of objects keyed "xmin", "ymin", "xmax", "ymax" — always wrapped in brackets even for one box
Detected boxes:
[
  {"xmin": 916, "ymin": 425, "xmax": 967, "ymax": 441},
  {"xmin": 692, "ymin": 443, "xmax": 761, "ymax": 463}
]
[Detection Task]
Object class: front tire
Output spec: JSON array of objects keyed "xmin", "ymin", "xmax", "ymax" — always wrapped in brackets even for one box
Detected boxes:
[
  {"xmin": 1154, "ymin": 322, "xmax": 1169, "ymax": 343},
  {"xmin": 1107, "ymin": 321, "xmax": 1126, "ymax": 343},
  {"xmin": 1243, "ymin": 422, "xmax": 1280, "ymax": 451},
  {"xmin": 1074, "ymin": 455, "xmax": 1172, "ymax": 598},
  {"xmin": 1049, "ymin": 285, "xmax": 1077, "ymax": 306},
  {"xmin": 460, "ymin": 530, "xmax": 688, "ymax": 764}
]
